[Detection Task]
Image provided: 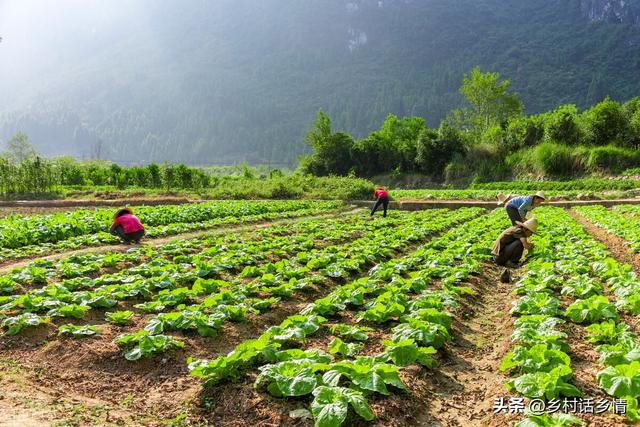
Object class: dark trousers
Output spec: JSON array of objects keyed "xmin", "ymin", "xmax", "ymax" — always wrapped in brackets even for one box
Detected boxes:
[
  {"xmin": 110, "ymin": 226, "xmax": 145, "ymax": 243},
  {"xmin": 505, "ymin": 205, "xmax": 523, "ymax": 225},
  {"xmin": 494, "ymin": 240, "xmax": 524, "ymax": 266},
  {"xmin": 371, "ymin": 197, "xmax": 389, "ymax": 217}
]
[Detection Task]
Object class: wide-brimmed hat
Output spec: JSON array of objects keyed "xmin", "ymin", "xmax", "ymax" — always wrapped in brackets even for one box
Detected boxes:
[
  {"xmin": 534, "ymin": 191, "xmax": 546, "ymax": 200},
  {"xmin": 516, "ymin": 217, "xmax": 538, "ymax": 233},
  {"xmin": 114, "ymin": 208, "xmax": 133, "ymax": 219},
  {"xmin": 497, "ymin": 193, "xmax": 515, "ymax": 206}
]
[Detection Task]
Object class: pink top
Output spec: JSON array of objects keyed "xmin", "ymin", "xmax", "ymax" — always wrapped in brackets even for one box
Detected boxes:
[
  {"xmin": 374, "ymin": 189, "xmax": 389, "ymax": 199},
  {"xmin": 112, "ymin": 214, "xmax": 144, "ymax": 234}
]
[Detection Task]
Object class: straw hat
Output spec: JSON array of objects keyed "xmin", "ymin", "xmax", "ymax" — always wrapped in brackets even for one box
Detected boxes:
[
  {"xmin": 114, "ymin": 208, "xmax": 133, "ymax": 219},
  {"xmin": 497, "ymin": 193, "xmax": 508, "ymax": 205},
  {"xmin": 534, "ymin": 191, "xmax": 546, "ymax": 200},
  {"xmin": 516, "ymin": 217, "xmax": 538, "ymax": 233}
]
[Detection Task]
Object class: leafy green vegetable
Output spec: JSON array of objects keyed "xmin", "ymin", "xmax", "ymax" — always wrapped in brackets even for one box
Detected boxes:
[
  {"xmin": 585, "ymin": 320, "xmax": 636, "ymax": 345},
  {"xmin": 58, "ymin": 324, "xmax": 101, "ymax": 338},
  {"xmin": 144, "ymin": 311, "xmax": 224, "ymax": 337},
  {"xmin": 564, "ymin": 295, "xmax": 619, "ymax": 324},
  {"xmin": 500, "ymin": 344, "xmax": 571, "ymax": 374},
  {"xmin": 596, "ymin": 341, "xmax": 640, "ymax": 367},
  {"xmin": 255, "ymin": 360, "xmax": 325, "ymax": 397},
  {"xmin": 380, "ymin": 339, "xmax": 437, "ymax": 368},
  {"xmin": 506, "ymin": 366, "xmax": 582, "ymax": 399},
  {"xmin": 510, "ymin": 293, "xmax": 561, "ymax": 316},
  {"xmin": 268, "ymin": 315, "xmax": 326, "ymax": 343},
  {"xmin": 514, "ymin": 413, "xmax": 585, "ymax": 427},
  {"xmin": 328, "ymin": 338, "xmax": 362, "ymax": 358},
  {"xmin": 391, "ymin": 317, "xmax": 450, "ymax": 349},
  {"xmin": 329, "ymin": 324, "xmax": 370, "ymax": 342},
  {"xmin": 2, "ymin": 313, "xmax": 49, "ymax": 335},
  {"xmin": 322, "ymin": 356, "xmax": 405, "ymax": 395},
  {"xmin": 105, "ymin": 310, "xmax": 134, "ymax": 325},
  {"xmin": 597, "ymin": 361, "xmax": 640, "ymax": 398},
  {"xmin": 115, "ymin": 330, "xmax": 185, "ymax": 361},
  {"xmin": 559, "ymin": 274, "xmax": 602, "ymax": 299},
  {"xmin": 47, "ymin": 304, "xmax": 90, "ymax": 319},
  {"xmin": 311, "ymin": 386, "xmax": 374, "ymax": 427}
]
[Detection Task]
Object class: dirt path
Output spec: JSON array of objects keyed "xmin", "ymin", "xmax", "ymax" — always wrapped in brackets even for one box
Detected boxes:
[
  {"xmin": 0, "ymin": 359, "xmax": 143, "ymax": 427},
  {"xmin": 0, "ymin": 209, "xmax": 360, "ymax": 273},
  {"xmin": 412, "ymin": 264, "xmax": 519, "ymax": 426},
  {"xmin": 569, "ymin": 209, "xmax": 640, "ymax": 274}
]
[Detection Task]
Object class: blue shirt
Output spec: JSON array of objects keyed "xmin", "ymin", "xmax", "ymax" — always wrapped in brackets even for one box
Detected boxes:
[{"xmin": 506, "ymin": 195, "xmax": 534, "ymax": 219}]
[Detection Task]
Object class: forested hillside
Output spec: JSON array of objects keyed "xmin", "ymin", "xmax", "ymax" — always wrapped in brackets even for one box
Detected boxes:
[{"xmin": 1, "ymin": 0, "xmax": 639, "ymax": 165}]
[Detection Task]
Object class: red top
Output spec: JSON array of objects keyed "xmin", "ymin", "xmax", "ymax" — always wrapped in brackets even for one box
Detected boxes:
[
  {"xmin": 112, "ymin": 214, "xmax": 144, "ymax": 234},
  {"xmin": 374, "ymin": 189, "xmax": 388, "ymax": 199}
]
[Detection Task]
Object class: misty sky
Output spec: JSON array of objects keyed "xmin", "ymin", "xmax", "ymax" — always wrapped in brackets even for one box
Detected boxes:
[{"xmin": 0, "ymin": 0, "xmax": 178, "ymax": 105}]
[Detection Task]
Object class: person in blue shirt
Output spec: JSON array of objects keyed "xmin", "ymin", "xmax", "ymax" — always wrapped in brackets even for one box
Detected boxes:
[{"xmin": 500, "ymin": 191, "xmax": 546, "ymax": 225}]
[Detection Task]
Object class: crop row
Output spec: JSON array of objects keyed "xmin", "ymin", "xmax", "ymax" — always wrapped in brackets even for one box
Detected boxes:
[
  {"xmin": 185, "ymin": 208, "xmax": 508, "ymax": 426},
  {"xmin": 574, "ymin": 205, "xmax": 640, "ymax": 252},
  {"xmin": 0, "ymin": 200, "xmax": 341, "ymax": 261},
  {"xmin": 614, "ymin": 205, "xmax": 640, "ymax": 219},
  {"xmin": 0, "ymin": 209, "xmax": 482, "ymax": 341},
  {"xmin": 0, "ymin": 210, "xmax": 380, "ymax": 292},
  {"xmin": 502, "ymin": 206, "xmax": 640, "ymax": 426},
  {"xmin": 110, "ymin": 208, "xmax": 482, "ymax": 362},
  {"xmin": 389, "ymin": 189, "xmax": 636, "ymax": 202}
]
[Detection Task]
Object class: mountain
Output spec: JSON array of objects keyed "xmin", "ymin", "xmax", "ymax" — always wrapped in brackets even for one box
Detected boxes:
[{"xmin": 0, "ymin": 0, "xmax": 639, "ymax": 166}]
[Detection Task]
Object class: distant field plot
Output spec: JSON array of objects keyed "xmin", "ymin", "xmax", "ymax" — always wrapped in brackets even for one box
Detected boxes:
[{"xmin": 0, "ymin": 200, "xmax": 341, "ymax": 263}]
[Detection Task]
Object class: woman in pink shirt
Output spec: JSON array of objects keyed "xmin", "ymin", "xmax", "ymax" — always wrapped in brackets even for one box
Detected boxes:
[
  {"xmin": 371, "ymin": 187, "xmax": 389, "ymax": 217},
  {"xmin": 109, "ymin": 208, "xmax": 145, "ymax": 244}
]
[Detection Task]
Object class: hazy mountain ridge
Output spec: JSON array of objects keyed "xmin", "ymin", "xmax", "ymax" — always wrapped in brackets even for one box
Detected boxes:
[
  {"xmin": 580, "ymin": 0, "xmax": 640, "ymax": 25},
  {"xmin": 0, "ymin": 0, "xmax": 639, "ymax": 165}
]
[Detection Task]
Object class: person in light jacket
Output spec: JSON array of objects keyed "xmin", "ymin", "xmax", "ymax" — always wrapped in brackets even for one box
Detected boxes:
[{"xmin": 498, "ymin": 191, "xmax": 546, "ymax": 225}]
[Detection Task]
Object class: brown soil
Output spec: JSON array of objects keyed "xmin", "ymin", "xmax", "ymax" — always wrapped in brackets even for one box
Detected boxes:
[
  {"xmin": 403, "ymin": 264, "xmax": 520, "ymax": 427},
  {"xmin": 0, "ymin": 213, "xmax": 444, "ymax": 425},
  {"xmin": 569, "ymin": 209, "xmax": 640, "ymax": 275},
  {"xmin": 0, "ymin": 210, "xmax": 492, "ymax": 426},
  {"xmin": 181, "ymin": 264, "xmax": 518, "ymax": 427}
]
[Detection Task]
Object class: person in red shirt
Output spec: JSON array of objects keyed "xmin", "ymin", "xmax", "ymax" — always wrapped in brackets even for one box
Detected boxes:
[
  {"xmin": 109, "ymin": 208, "xmax": 145, "ymax": 244},
  {"xmin": 371, "ymin": 187, "xmax": 389, "ymax": 217}
]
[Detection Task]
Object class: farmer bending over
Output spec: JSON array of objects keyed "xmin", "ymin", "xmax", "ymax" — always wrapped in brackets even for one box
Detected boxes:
[
  {"xmin": 110, "ymin": 208, "xmax": 145, "ymax": 244},
  {"xmin": 371, "ymin": 187, "xmax": 389, "ymax": 217},
  {"xmin": 492, "ymin": 217, "xmax": 537, "ymax": 268},
  {"xmin": 499, "ymin": 191, "xmax": 546, "ymax": 225}
]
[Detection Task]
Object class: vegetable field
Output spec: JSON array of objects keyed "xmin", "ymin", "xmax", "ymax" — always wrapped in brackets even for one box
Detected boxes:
[{"xmin": 2, "ymin": 201, "xmax": 640, "ymax": 426}]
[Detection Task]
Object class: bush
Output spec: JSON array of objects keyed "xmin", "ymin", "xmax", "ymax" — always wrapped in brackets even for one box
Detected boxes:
[
  {"xmin": 505, "ymin": 115, "xmax": 545, "ymax": 150},
  {"xmin": 466, "ymin": 143, "xmax": 510, "ymax": 183},
  {"xmin": 508, "ymin": 142, "xmax": 585, "ymax": 178},
  {"xmin": 544, "ymin": 105, "xmax": 585, "ymax": 145},
  {"xmin": 415, "ymin": 125, "xmax": 466, "ymax": 179},
  {"xmin": 581, "ymin": 98, "xmax": 629, "ymax": 147},
  {"xmin": 205, "ymin": 174, "xmax": 373, "ymax": 200},
  {"xmin": 470, "ymin": 179, "xmax": 640, "ymax": 191},
  {"xmin": 584, "ymin": 145, "xmax": 640, "ymax": 174}
]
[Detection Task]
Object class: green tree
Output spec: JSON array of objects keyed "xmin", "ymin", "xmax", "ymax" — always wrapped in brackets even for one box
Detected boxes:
[
  {"xmin": 301, "ymin": 110, "xmax": 353, "ymax": 176},
  {"xmin": 544, "ymin": 104, "xmax": 584, "ymax": 145},
  {"xmin": 3, "ymin": 132, "xmax": 38, "ymax": 163},
  {"xmin": 458, "ymin": 67, "xmax": 523, "ymax": 135},
  {"xmin": 415, "ymin": 125, "xmax": 466, "ymax": 178},
  {"xmin": 629, "ymin": 109, "xmax": 640, "ymax": 149},
  {"xmin": 147, "ymin": 163, "xmax": 162, "ymax": 187},
  {"xmin": 505, "ymin": 115, "xmax": 545, "ymax": 151},
  {"xmin": 163, "ymin": 164, "xmax": 176, "ymax": 191},
  {"xmin": 581, "ymin": 97, "xmax": 629, "ymax": 146}
]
